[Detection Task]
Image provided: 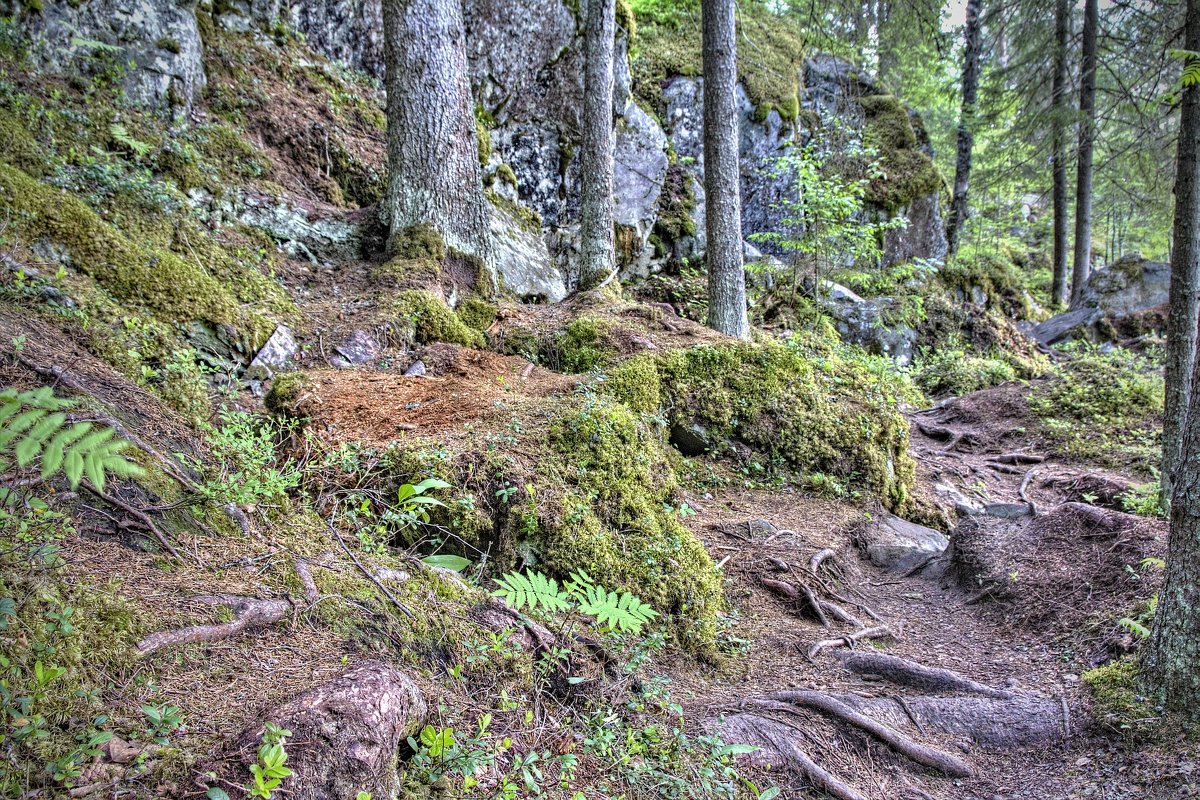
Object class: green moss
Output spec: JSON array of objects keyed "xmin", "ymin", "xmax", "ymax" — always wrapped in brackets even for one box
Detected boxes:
[
  {"xmin": 616, "ymin": 0, "xmax": 637, "ymax": 40},
  {"xmin": 859, "ymin": 95, "xmax": 942, "ymax": 211},
  {"xmin": 370, "ymin": 256, "xmax": 442, "ymax": 289},
  {"xmin": 1083, "ymin": 657, "xmax": 1158, "ymax": 735},
  {"xmin": 457, "ymin": 296, "xmax": 497, "ymax": 331},
  {"xmin": 632, "ymin": 3, "xmax": 804, "ymax": 120},
  {"xmin": 657, "ymin": 340, "xmax": 915, "ymax": 510},
  {"xmin": 603, "ymin": 354, "xmax": 663, "ymax": 414},
  {"xmin": 552, "ymin": 317, "xmax": 614, "ymax": 373},
  {"xmin": 155, "ymin": 36, "xmax": 181, "ymax": 54},
  {"xmin": 486, "ymin": 189, "xmax": 543, "ymax": 235},
  {"xmin": 614, "ymin": 223, "xmax": 641, "ymax": 267},
  {"xmin": 390, "ymin": 290, "xmax": 484, "ymax": 347},
  {"xmin": 653, "ymin": 163, "xmax": 697, "ymax": 245},
  {"xmin": 0, "ymin": 110, "xmax": 46, "ymax": 176},
  {"xmin": 476, "ymin": 119, "xmax": 492, "ymax": 170},
  {"xmin": 539, "ymin": 396, "xmax": 723, "ymax": 652},
  {"xmin": 265, "ymin": 371, "xmax": 315, "ymax": 417},
  {"xmin": 389, "ymin": 223, "xmax": 447, "ymax": 261},
  {"xmin": 496, "ymin": 163, "xmax": 518, "ymax": 188},
  {"xmin": 0, "ymin": 162, "xmax": 279, "ymax": 342}
]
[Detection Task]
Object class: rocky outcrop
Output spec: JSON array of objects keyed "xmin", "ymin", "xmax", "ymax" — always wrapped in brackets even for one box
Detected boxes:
[
  {"xmin": 1030, "ymin": 253, "xmax": 1169, "ymax": 346},
  {"xmin": 12, "ymin": 0, "xmax": 206, "ymax": 113},
  {"xmin": 819, "ymin": 283, "xmax": 918, "ymax": 365}
]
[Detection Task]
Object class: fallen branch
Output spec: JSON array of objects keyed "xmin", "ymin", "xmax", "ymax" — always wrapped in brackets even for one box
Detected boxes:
[
  {"xmin": 81, "ymin": 481, "xmax": 181, "ymax": 560},
  {"xmin": 753, "ymin": 693, "xmax": 974, "ymax": 778},
  {"xmin": 137, "ymin": 595, "xmax": 292, "ymax": 655},
  {"xmin": 837, "ymin": 651, "xmax": 1013, "ymax": 699},
  {"xmin": 991, "ymin": 452, "xmax": 1045, "ymax": 465},
  {"xmin": 807, "ymin": 624, "xmax": 892, "ymax": 661}
]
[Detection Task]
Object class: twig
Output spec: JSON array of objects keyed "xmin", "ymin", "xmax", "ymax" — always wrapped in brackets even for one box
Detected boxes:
[{"xmin": 327, "ymin": 517, "xmax": 415, "ymax": 619}]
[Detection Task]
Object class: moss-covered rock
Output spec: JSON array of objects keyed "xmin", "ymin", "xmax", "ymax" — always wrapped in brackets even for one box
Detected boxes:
[
  {"xmin": 389, "ymin": 223, "xmax": 448, "ymax": 262},
  {"xmin": 456, "ymin": 296, "xmax": 498, "ymax": 332},
  {"xmin": 265, "ymin": 371, "xmax": 316, "ymax": 417},
  {"xmin": 859, "ymin": 95, "xmax": 942, "ymax": 212},
  {"xmin": 631, "ymin": 2, "xmax": 805, "ymax": 120},
  {"xmin": 1083, "ymin": 657, "xmax": 1159, "ymax": 736},
  {"xmin": 389, "ymin": 290, "xmax": 484, "ymax": 347},
  {"xmin": 603, "ymin": 353, "xmax": 662, "ymax": 414},
  {"xmin": 0, "ymin": 162, "xmax": 284, "ymax": 346},
  {"xmin": 604, "ymin": 339, "xmax": 916, "ymax": 510}
]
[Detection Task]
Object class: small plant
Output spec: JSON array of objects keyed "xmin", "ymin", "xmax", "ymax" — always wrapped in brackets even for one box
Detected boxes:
[
  {"xmin": 140, "ymin": 703, "xmax": 184, "ymax": 744},
  {"xmin": 197, "ymin": 408, "xmax": 299, "ymax": 511},
  {"xmin": 0, "ymin": 386, "xmax": 144, "ymax": 496},
  {"xmin": 394, "ymin": 477, "xmax": 452, "ymax": 528},
  {"xmin": 492, "ymin": 570, "xmax": 659, "ymax": 634},
  {"xmin": 248, "ymin": 722, "xmax": 293, "ymax": 799}
]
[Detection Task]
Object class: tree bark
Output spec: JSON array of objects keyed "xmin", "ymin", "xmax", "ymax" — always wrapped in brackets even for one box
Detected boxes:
[
  {"xmin": 1163, "ymin": 3, "xmax": 1200, "ymax": 508},
  {"xmin": 945, "ymin": 0, "xmax": 983, "ymax": 258},
  {"xmin": 702, "ymin": 0, "xmax": 750, "ymax": 339},
  {"xmin": 578, "ymin": 0, "xmax": 617, "ymax": 290},
  {"xmin": 382, "ymin": 0, "xmax": 495, "ymax": 292},
  {"xmin": 1070, "ymin": 0, "xmax": 1099, "ymax": 304},
  {"xmin": 1146, "ymin": 1, "xmax": 1200, "ymax": 722},
  {"xmin": 1050, "ymin": 0, "xmax": 1071, "ymax": 308}
]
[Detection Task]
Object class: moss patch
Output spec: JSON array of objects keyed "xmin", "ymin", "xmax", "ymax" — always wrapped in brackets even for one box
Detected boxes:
[
  {"xmin": 632, "ymin": 2, "xmax": 805, "ymax": 120},
  {"xmin": 389, "ymin": 290, "xmax": 484, "ymax": 347},
  {"xmin": 1083, "ymin": 657, "xmax": 1159, "ymax": 736},
  {"xmin": 859, "ymin": 95, "xmax": 942, "ymax": 211},
  {"xmin": 389, "ymin": 222, "xmax": 448, "ymax": 261}
]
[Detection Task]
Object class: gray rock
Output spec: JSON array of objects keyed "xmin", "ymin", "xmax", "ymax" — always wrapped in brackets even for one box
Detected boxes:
[
  {"xmin": 817, "ymin": 285, "xmax": 917, "ymax": 365},
  {"xmin": 983, "ymin": 503, "xmax": 1035, "ymax": 519},
  {"xmin": 490, "ymin": 203, "xmax": 567, "ymax": 302},
  {"xmin": 334, "ymin": 329, "xmax": 379, "ymax": 367},
  {"xmin": 669, "ymin": 421, "xmax": 711, "ymax": 456},
  {"xmin": 232, "ymin": 192, "xmax": 364, "ymax": 263},
  {"xmin": 403, "ymin": 360, "xmax": 426, "ymax": 377},
  {"xmin": 859, "ymin": 513, "xmax": 949, "ymax": 573},
  {"xmin": 1031, "ymin": 254, "xmax": 1169, "ymax": 346},
  {"xmin": 246, "ymin": 325, "xmax": 298, "ymax": 380},
  {"xmin": 18, "ymin": 0, "xmax": 206, "ymax": 113},
  {"xmin": 613, "ymin": 102, "xmax": 669, "ymax": 276}
]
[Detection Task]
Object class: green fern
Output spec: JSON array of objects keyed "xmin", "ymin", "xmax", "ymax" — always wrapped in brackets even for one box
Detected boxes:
[
  {"xmin": 109, "ymin": 123, "xmax": 152, "ymax": 158},
  {"xmin": 492, "ymin": 569, "xmax": 658, "ymax": 634},
  {"xmin": 491, "ymin": 571, "xmax": 571, "ymax": 614},
  {"xmin": 0, "ymin": 387, "xmax": 144, "ymax": 492},
  {"xmin": 1170, "ymin": 49, "xmax": 1200, "ymax": 88}
]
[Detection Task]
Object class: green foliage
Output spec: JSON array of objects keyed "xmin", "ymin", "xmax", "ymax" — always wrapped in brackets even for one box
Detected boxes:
[
  {"xmin": 0, "ymin": 387, "xmax": 144, "ymax": 493},
  {"xmin": 108, "ymin": 123, "xmax": 151, "ymax": 158},
  {"xmin": 1119, "ymin": 481, "xmax": 1166, "ymax": 519},
  {"xmin": 390, "ymin": 290, "xmax": 484, "ymax": 348},
  {"xmin": 248, "ymin": 723, "xmax": 293, "ymax": 799},
  {"xmin": 913, "ymin": 338, "xmax": 1021, "ymax": 397},
  {"xmin": 196, "ymin": 408, "xmax": 300, "ymax": 511},
  {"xmin": 1082, "ymin": 657, "xmax": 1158, "ymax": 736},
  {"xmin": 750, "ymin": 122, "xmax": 906, "ymax": 284},
  {"xmin": 1028, "ymin": 345, "xmax": 1163, "ymax": 468},
  {"xmin": 858, "ymin": 95, "xmax": 942, "ymax": 211},
  {"xmin": 492, "ymin": 570, "xmax": 660, "ymax": 634}
]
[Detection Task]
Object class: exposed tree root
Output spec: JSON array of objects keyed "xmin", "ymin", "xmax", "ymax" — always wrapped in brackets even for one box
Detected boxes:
[
  {"xmin": 294, "ymin": 559, "xmax": 320, "ymax": 606},
  {"xmin": 810, "ymin": 547, "xmax": 836, "ymax": 575},
  {"xmin": 717, "ymin": 714, "xmax": 869, "ymax": 800},
  {"xmin": 807, "ymin": 624, "xmax": 892, "ymax": 661},
  {"xmin": 798, "ymin": 582, "xmax": 830, "ymax": 627},
  {"xmin": 820, "ymin": 600, "xmax": 863, "ymax": 628},
  {"xmin": 137, "ymin": 595, "xmax": 293, "ymax": 655},
  {"xmin": 760, "ymin": 578, "xmax": 798, "ymax": 599},
  {"xmin": 836, "ymin": 693, "xmax": 1065, "ymax": 749},
  {"xmin": 1019, "ymin": 468, "xmax": 1039, "ymax": 515},
  {"xmin": 82, "ymin": 481, "xmax": 181, "ymax": 560},
  {"xmin": 753, "ymin": 693, "xmax": 975, "ymax": 777},
  {"xmin": 991, "ymin": 452, "xmax": 1045, "ymax": 465},
  {"xmin": 836, "ymin": 651, "xmax": 1013, "ymax": 699}
]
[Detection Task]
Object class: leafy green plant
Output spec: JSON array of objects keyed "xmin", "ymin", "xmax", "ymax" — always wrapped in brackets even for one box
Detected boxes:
[
  {"xmin": 394, "ymin": 477, "xmax": 452, "ymax": 527},
  {"xmin": 109, "ymin": 123, "xmax": 151, "ymax": 158},
  {"xmin": 248, "ymin": 722, "xmax": 293, "ymax": 799},
  {"xmin": 492, "ymin": 570, "xmax": 659, "ymax": 634},
  {"xmin": 0, "ymin": 387, "xmax": 144, "ymax": 494},
  {"xmin": 140, "ymin": 702, "xmax": 183, "ymax": 744},
  {"xmin": 197, "ymin": 408, "xmax": 299, "ymax": 511}
]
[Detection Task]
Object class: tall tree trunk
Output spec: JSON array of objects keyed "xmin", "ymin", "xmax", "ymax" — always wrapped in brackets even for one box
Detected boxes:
[
  {"xmin": 578, "ymin": 0, "xmax": 616, "ymax": 290},
  {"xmin": 1050, "ymin": 0, "xmax": 1070, "ymax": 308},
  {"xmin": 381, "ymin": 0, "xmax": 495, "ymax": 292},
  {"xmin": 702, "ymin": 0, "xmax": 749, "ymax": 339},
  {"xmin": 945, "ymin": 0, "xmax": 983, "ymax": 258},
  {"xmin": 1162, "ymin": 6, "xmax": 1200, "ymax": 512},
  {"xmin": 1070, "ymin": 0, "xmax": 1099, "ymax": 304}
]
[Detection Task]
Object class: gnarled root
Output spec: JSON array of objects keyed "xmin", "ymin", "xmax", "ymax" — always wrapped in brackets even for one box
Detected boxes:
[
  {"xmin": 836, "ymin": 651, "xmax": 1013, "ymax": 699},
  {"xmin": 137, "ymin": 595, "xmax": 293, "ymax": 655},
  {"xmin": 717, "ymin": 714, "xmax": 869, "ymax": 800}
]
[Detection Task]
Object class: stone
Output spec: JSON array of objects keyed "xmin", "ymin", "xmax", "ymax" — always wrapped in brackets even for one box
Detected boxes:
[
  {"xmin": 232, "ymin": 192, "xmax": 364, "ymax": 263},
  {"xmin": 859, "ymin": 513, "xmax": 949, "ymax": 572},
  {"xmin": 490, "ymin": 203, "xmax": 567, "ymax": 302},
  {"xmin": 1030, "ymin": 254, "xmax": 1170, "ymax": 346},
  {"xmin": 983, "ymin": 503, "xmax": 1035, "ymax": 519},
  {"xmin": 613, "ymin": 102, "xmax": 669, "ymax": 275},
  {"xmin": 246, "ymin": 325, "xmax": 298, "ymax": 380},
  {"xmin": 235, "ymin": 661, "xmax": 426, "ymax": 800},
  {"xmin": 334, "ymin": 329, "xmax": 379, "ymax": 367},
  {"xmin": 818, "ymin": 284, "xmax": 917, "ymax": 365},
  {"xmin": 404, "ymin": 360, "xmax": 426, "ymax": 377},
  {"xmin": 669, "ymin": 421, "xmax": 711, "ymax": 456},
  {"xmin": 20, "ymin": 0, "xmax": 206, "ymax": 113}
]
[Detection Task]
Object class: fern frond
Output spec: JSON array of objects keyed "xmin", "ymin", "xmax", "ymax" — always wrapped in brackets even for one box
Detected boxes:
[
  {"xmin": 491, "ymin": 571, "xmax": 571, "ymax": 614},
  {"xmin": 576, "ymin": 586, "xmax": 659, "ymax": 633}
]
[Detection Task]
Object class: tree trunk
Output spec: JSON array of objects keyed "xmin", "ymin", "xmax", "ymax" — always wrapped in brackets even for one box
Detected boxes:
[
  {"xmin": 1163, "ymin": 22, "xmax": 1200, "ymax": 504},
  {"xmin": 1070, "ymin": 0, "xmax": 1099, "ymax": 304},
  {"xmin": 1050, "ymin": 0, "xmax": 1070, "ymax": 308},
  {"xmin": 945, "ymin": 0, "xmax": 983, "ymax": 258},
  {"xmin": 382, "ymin": 0, "xmax": 495, "ymax": 292},
  {"xmin": 578, "ymin": 0, "xmax": 616, "ymax": 290},
  {"xmin": 702, "ymin": 0, "xmax": 749, "ymax": 340},
  {"xmin": 1148, "ymin": 8, "xmax": 1200, "ymax": 708}
]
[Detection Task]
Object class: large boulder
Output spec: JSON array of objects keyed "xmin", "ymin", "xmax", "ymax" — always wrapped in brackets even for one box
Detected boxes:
[
  {"xmin": 857, "ymin": 513, "xmax": 949, "ymax": 573},
  {"xmin": 818, "ymin": 282, "xmax": 918, "ymax": 365},
  {"xmin": 1030, "ymin": 253, "xmax": 1169, "ymax": 346},
  {"xmin": 13, "ymin": 0, "xmax": 206, "ymax": 112}
]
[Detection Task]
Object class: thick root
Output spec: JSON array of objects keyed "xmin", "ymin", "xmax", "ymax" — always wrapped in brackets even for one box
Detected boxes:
[
  {"xmin": 717, "ymin": 714, "xmax": 869, "ymax": 800},
  {"xmin": 836, "ymin": 651, "xmax": 1013, "ymax": 699}
]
